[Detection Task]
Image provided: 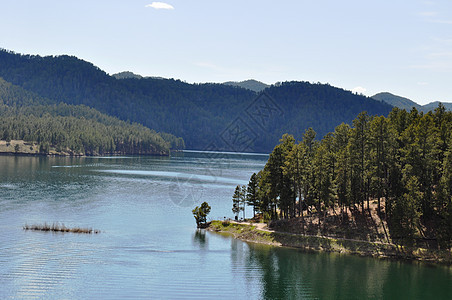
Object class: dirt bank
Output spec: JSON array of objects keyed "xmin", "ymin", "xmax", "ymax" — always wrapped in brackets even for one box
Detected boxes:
[{"xmin": 207, "ymin": 221, "xmax": 452, "ymax": 265}]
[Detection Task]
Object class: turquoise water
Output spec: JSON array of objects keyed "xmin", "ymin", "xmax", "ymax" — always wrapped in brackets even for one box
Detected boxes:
[{"xmin": 0, "ymin": 152, "xmax": 451, "ymax": 299}]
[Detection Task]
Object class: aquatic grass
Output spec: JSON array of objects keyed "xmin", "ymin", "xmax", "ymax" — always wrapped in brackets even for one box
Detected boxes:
[{"xmin": 23, "ymin": 222, "xmax": 100, "ymax": 234}]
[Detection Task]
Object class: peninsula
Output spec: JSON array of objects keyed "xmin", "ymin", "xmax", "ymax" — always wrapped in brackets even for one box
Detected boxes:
[
  {"xmin": 208, "ymin": 104, "xmax": 452, "ymax": 265},
  {"xmin": 207, "ymin": 220, "xmax": 452, "ymax": 265}
]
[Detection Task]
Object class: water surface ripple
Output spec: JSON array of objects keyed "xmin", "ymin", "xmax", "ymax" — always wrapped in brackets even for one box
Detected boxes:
[{"xmin": 0, "ymin": 153, "xmax": 451, "ymax": 299}]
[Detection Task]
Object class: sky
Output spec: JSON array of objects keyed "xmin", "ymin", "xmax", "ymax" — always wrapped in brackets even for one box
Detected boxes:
[{"xmin": 1, "ymin": 0, "xmax": 452, "ymax": 105}]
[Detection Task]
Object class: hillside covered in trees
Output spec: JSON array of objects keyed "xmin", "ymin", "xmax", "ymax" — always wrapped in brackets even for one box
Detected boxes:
[
  {"xmin": 0, "ymin": 49, "xmax": 394, "ymax": 152},
  {"xmin": 0, "ymin": 78, "xmax": 182, "ymax": 156},
  {"xmin": 240, "ymin": 104, "xmax": 452, "ymax": 248},
  {"xmin": 223, "ymin": 79, "xmax": 270, "ymax": 92},
  {"xmin": 373, "ymin": 92, "xmax": 452, "ymax": 113}
]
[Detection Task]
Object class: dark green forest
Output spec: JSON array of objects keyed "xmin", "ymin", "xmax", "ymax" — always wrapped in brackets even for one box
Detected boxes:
[
  {"xmin": 242, "ymin": 105, "xmax": 452, "ymax": 248},
  {"xmin": 0, "ymin": 49, "xmax": 393, "ymax": 152},
  {"xmin": 0, "ymin": 78, "xmax": 182, "ymax": 155}
]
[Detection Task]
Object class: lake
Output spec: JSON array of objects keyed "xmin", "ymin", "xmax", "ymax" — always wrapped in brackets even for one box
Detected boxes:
[{"xmin": 0, "ymin": 152, "xmax": 451, "ymax": 299}]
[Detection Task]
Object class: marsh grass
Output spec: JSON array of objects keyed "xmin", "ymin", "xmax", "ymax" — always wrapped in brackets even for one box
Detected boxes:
[{"xmin": 23, "ymin": 222, "xmax": 100, "ymax": 234}]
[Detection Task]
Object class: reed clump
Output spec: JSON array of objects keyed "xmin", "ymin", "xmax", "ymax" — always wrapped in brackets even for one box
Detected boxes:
[{"xmin": 23, "ymin": 222, "xmax": 100, "ymax": 234}]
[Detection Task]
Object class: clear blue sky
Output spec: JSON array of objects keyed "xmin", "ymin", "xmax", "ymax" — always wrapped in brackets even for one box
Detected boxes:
[{"xmin": 1, "ymin": 0, "xmax": 451, "ymax": 105}]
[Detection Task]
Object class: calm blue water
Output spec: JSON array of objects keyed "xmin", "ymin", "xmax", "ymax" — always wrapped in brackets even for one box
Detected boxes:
[{"xmin": 0, "ymin": 152, "xmax": 451, "ymax": 299}]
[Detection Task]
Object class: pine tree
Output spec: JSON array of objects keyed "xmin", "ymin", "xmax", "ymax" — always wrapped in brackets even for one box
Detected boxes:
[
  {"xmin": 350, "ymin": 112, "xmax": 371, "ymax": 213},
  {"xmin": 240, "ymin": 185, "xmax": 247, "ymax": 220},
  {"xmin": 232, "ymin": 185, "xmax": 243, "ymax": 220},
  {"xmin": 192, "ymin": 202, "xmax": 211, "ymax": 228},
  {"xmin": 246, "ymin": 173, "xmax": 260, "ymax": 218},
  {"xmin": 333, "ymin": 123, "xmax": 351, "ymax": 215}
]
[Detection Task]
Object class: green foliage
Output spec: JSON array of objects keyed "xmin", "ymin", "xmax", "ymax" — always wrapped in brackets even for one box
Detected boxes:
[
  {"xmin": 158, "ymin": 132, "xmax": 185, "ymax": 150},
  {"xmin": 246, "ymin": 173, "xmax": 260, "ymax": 217},
  {"xmin": 192, "ymin": 202, "xmax": 211, "ymax": 228},
  {"xmin": 247, "ymin": 105, "xmax": 452, "ymax": 248},
  {"xmin": 232, "ymin": 185, "xmax": 246, "ymax": 219},
  {"xmin": 0, "ymin": 50, "xmax": 393, "ymax": 152},
  {"xmin": 0, "ymin": 79, "xmax": 182, "ymax": 155},
  {"xmin": 390, "ymin": 176, "xmax": 422, "ymax": 240}
]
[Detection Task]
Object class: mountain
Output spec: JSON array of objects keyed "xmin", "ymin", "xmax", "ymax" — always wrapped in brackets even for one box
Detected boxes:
[
  {"xmin": 372, "ymin": 92, "xmax": 420, "ymax": 111},
  {"xmin": 372, "ymin": 92, "xmax": 452, "ymax": 113},
  {"xmin": 223, "ymin": 79, "xmax": 270, "ymax": 92},
  {"xmin": 112, "ymin": 71, "xmax": 166, "ymax": 81},
  {"xmin": 423, "ymin": 101, "xmax": 452, "ymax": 112},
  {"xmin": 253, "ymin": 82, "xmax": 393, "ymax": 151},
  {"xmin": 0, "ymin": 49, "xmax": 257, "ymax": 150},
  {"xmin": 0, "ymin": 49, "xmax": 393, "ymax": 153},
  {"xmin": 0, "ymin": 77, "xmax": 181, "ymax": 155},
  {"xmin": 112, "ymin": 71, "xmax": 143, "ymax": 80}
]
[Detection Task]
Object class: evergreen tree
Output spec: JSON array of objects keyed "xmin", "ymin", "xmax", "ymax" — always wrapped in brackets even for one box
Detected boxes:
[
  {"xmin": 302, "ymin": 128, "xmax": 317, "ymax": 215},
  {"xmin": 312, "ymin": 139, "xmax": 334, "ymax": 226},
  {"xmin": 368, "ymin": 116, "xmax": 394, "ymax": 214},
  {"xmin": 232, "ymin": 185, "xmax": 243, "ymax": 220},
  {"xmin": 333, "ymin": 123, "xmax": 352, "ymax": 215},
  {"xmin": 192, "ymin": 202, "xmax": 211, "ymax": 228},
  {"xmin": 240, "ymin": 185, "xmax": 247, "ymax": 220},
  {"xmin": 284, "ymin": 142, "xmax": 307, "ymax": 219},
  {"xmin": 350, "ymin": 111, "xmax": 371, "ymax": 212},
  {"xmin": 246, "ymin": 173, "xmax": 260, "ymax": 218},
  {"xmin": 248, "ymin": 104, "xmax": 451, "ymax": 248}
]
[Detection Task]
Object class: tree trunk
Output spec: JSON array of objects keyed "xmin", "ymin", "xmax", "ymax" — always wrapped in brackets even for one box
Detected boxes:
[
  {"xmin": 298, "ymin": 186, "xmax": 303, "ymax": 219},
  {"xmin": 318, "ymin": 198, "xmax": 321, "ymax": 227},
  {"xmin": 378, "ymin": 196, "xmax": 381, "ymax": 216},
  {"xmin": 362, "ymin": 196, "xmax": 365, "ymax": 214}
]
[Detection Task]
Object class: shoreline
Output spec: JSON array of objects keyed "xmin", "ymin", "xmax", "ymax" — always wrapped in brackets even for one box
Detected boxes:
[
  {"xmin": 0, "ymin": 140, "xmax": 170, "ymax": 157},
  {"xmin": 207, "ymin": 221, "xmax": 452, "ymax": 266},
  {"xmin": 0, "ymin": 151, "xmax": 169, "ymax": 157}
]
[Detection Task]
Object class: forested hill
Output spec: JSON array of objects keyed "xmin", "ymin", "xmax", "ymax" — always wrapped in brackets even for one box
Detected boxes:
[
  {"xmin": 372, "ymin": 92, "xmax": 421, "ymax": 111},
  {"xmin": 0, "ymin": 49, "xmax": 392, "ymax": 152},
  {"xmin": 0, "ymin": 49, "xmax": 256, "ymax": 150},
  {"xmin": 254, "ymin": 82, "xmax": 393, "ymax": 151},
  {"xmin": 223, "ymin": 79, "xmax": 270, "ymax": 92},
  {"xmin": 0, "ymin": 78, "xmax": 182, "ymax": 156},
  {"xmin": 247, "ymin": 104, "xmax": 452, "ymax": 248},
  {"xmin": 373, "ymin": 92, "xmax": 452, "ymax": 113}
]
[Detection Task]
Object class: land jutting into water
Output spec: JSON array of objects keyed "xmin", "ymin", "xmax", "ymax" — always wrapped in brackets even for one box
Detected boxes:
[{"xmin": 207, "ymin": 199, "xmax": 452, "ymax": 265}]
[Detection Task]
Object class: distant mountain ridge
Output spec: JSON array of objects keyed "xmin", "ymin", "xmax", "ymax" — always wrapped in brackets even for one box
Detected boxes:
[
  {"xmin": 112, "ymin": 71, "xmax": 143, "ymax": 79},
  {"xmin": 423, "ymin": 101, "xmax": 452, "ymax": 112},
  {"xmin": 372, "ymin": 92, "xmax": 452, "ymax": 112},
  {"xmin": 112, "ymin": 71, "xmax": 165, "ymax": 80},
  {"xmin": 0, "ymin": 48, "xmax": 393, "ymax": 152},
  {"xmin": 223, "ymin": 79, "xmax": 270, "ymax": 92}
]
